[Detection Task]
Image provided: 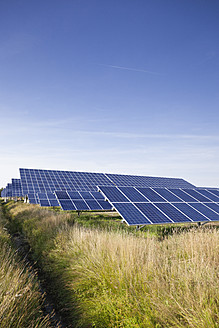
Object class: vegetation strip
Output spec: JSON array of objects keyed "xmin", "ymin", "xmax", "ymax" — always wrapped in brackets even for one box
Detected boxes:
[
  {"xmin": 2, "ymin": 200, "xmax": 219, "ymax": 328},
  {"xmin": 0, "ymin": 200, "xmax": 54, "ymax": 327}
]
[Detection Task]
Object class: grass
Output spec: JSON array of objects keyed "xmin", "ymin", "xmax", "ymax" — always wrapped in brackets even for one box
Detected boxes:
[
  {"xmin": 3, "ymin": 200, "xmax": 219, "ymax": 327},
  {"xmin": 0, "ymin": 201, "xmax": 52, "ymax": 328}
]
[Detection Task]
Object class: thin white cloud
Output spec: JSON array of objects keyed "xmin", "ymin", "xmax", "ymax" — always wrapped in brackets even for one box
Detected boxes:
[
  {"xmin": 71, "ymin": 130, "xmax": 219, "ymax": 141},
  {"xmin": 99, "ymin": 64, "xmax": 159, "ymax": 75}
]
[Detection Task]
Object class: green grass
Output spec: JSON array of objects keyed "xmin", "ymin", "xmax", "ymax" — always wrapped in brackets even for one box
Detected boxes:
[
  {"xmin": 3, "ymin": 200, "xmax": 219, "ymax": 328},
  {"xmin": 0, "ymin": 200, "xmax": 52, "ymax": 328}
]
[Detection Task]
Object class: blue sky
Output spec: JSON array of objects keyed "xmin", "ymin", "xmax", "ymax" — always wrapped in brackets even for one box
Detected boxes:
[{"xmin": 1, "ymin": 0, "xmax": 219, "ymax": 187}]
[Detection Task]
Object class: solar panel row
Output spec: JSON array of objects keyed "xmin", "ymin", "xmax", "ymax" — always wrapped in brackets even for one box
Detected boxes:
[
  {"xmin": 19, "ymin": 168, "xmax": 196, "ymax": 195},
  {"xmin": 98, "ymin": 186, "xmax": 219, "ymax": 225},
  {"xmin": 1, "ymin": 179, "xmax": 22, "ymax": 198}
]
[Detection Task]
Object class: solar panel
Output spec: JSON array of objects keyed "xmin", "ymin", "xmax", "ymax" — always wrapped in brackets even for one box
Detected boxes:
[
  {"xmin": 90, "ymin": 192, "xmax": 105, "ymax": 200},
  {"xmin": 99, "ymin": 186, "xmax": 129, "ymax": 202},
  {"xmin": 205, "ymin": 189, "xmax": 219, "ymax": 197},
  {"xmin": 134, "ymin": 203, "xmax": 172, "ymax": 224},
  {"xmin": 85, "ymin": 200, "xmax": 102, "ymax": 210},
  {"xmin": 188, "ymin": 203, "xmax": 219, "ymax": 221},
  {"xmin": 40, "ymin": 199, "xmax": 50, "ymax": 207},
  {"xmin": 168, "ymin": 189, "xmax": 198, "ymax": 202},
  {"xmin": 155, "ymin": 203, "xmax": 191, "ymax": 223},
  {"xmin": 196, "ymin": 190, "xmax": 219, "ymax": 202},
  {"xmin": 113, "ymin": 203, "xmax": 151, "ymax": 225},
  {"xmin": 59, "ymin": 199, "xmax": 76, "ymax": 211},
  {"xmin": 153, "ymin": 188, "xmax": 183, "ymax": 202},
  {"xmin": 136, "ymin": 188, "xmax": 166, "ymax": 202},
  {"xmin": 171, "ymin": 203, "xmax": 208, "ymax": 222},
  {"xmin": 204, "ymin": 203, "xmax": 219, "ymax": 214},
  {"xmin": 11, "ymin": 179, "xmax": 22, "ymax": 197},
  {"xmin": 49, "ymin": 199, "xmax": 60, "ymax": 207},
  {"xmin": 98, "ymin": 186, "xmax": 219, "ymax": 226},
  {"xmin": 118, "ymin": 187, "xmax": 148, "ymax": 202},
  {"xmin": 72, "ymin": 200, "xmax": 90, "ymax": 211},
  {"xmin": 67, "ymin": 191, "xmax": 83, "ymax": 199},
  {"xmin": 97, "ymin": 200, "xmax": 112, "ymax": 210},
  {"xmin": 27, "ymin": 193, "xmax": 39, "ymax": 204},
  {"xmin": 79, "ymin": 192, "xmax": 94, "ymax": 200},
  {"xmin": 182, "ymin": 189, "xmax": 213, "ymax": 202},
  {"xmin": 5, "ymin": 183, "xmax": 12, "ymax": 197}
]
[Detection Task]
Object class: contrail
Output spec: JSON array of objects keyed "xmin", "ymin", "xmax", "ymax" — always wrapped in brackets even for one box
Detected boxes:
[{"xmin": 99, "ymin": 64, "xmax": 159, "ymax": 75}]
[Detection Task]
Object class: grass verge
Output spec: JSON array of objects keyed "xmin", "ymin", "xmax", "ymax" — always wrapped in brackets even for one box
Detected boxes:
[{"xmin": 0, "ymin": 200, "xmax": 52, "ymax": 328}]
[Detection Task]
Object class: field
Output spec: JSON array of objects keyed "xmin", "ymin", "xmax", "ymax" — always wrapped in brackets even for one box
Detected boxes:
[{"xmin": 1, "ymin": 200, "xmax": 219, "ymax": 327}]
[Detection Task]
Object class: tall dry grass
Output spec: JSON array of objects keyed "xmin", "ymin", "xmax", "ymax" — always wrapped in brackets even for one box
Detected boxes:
[
  {"xmin": 0, "ymin": 202, "xmax": 51, "ymax": 328},
  {"xmin": 0, "ymin": 244, "xmax": 52, "ymax": 327},
  {"xmin": 52, "ymin": 227, "xmax": 219, "ymax": 328}
]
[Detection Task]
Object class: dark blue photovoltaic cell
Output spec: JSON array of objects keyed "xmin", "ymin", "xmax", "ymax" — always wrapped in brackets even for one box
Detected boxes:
[
  {"xmin": 168, "ymin": 189, "xmax": 198, "ymax": 202},
  {"xmin": 197, "ymin": 190, "xmax": 219, "ymax": 202},
  {"xmin": 207, "ymin": 189, "xmax": 219, "ymax": 197},
  {"xmin": 189, "ymin": 203, "xmax": 219, "ymax": 221},
  {"xmin": 79, "ymin": 192, "xmax": 94, "ymax": 200},
  {"xmin": 28, "ymin": 193, "xmax": 36, "ymax": 198},
  {"xmin": 29, "ymin": 198, "xmax": 38, "ymax": 204},
  {"xmin": 91, "ymin": 191, "xmax": 104, "ymax": 199},
  {"xmin": 119, "ymin": 187, "xmax": 148, "ymax": 202},
  {"xmin": 55, "ymin": 191, "xmax": 70, "ymax": 199},
  {"xmin": 38, "ymin": 193, "xmax": 47, "ymax": 199},
  {"xmin": 136, "ymin": 188, "xmax": 166, "ymax": 202},
  {"xmin": 68, "ymin": 191, "xmax": 82, "ymax": 199},
  {"xmin": 72, "ymin": 200, "xmax": 89, "ymax": 210},
  {"xmin": 47, "ymin": 193, "xmax": 57, "ymax": 200},
  {"xmin": 173, "ymin": 203, "xmax": 207, "ymax": 222},
  {"xmin": 204, "ymin": 203, "xmax": 219, "ymax": 214},
  {"xmin": 113, "ymin": 203, "xmax": 151, "ymax": 225},
  {"xmin": 39, "ymin": 199, "xmax": 50, "ymax": 207},
  {"xmin": 134, "ymin": 203, "xmax": 172, "ymax": 224},
  {"xmin": 182, "ymin": 189, "xmax": 211, "ymax": 202},
  {"xmin": 59, "ymin": 199, "xmax": 76, "ymax": 210},
  {"xmin": 49, "ymin": 199, "xmax": 60, "ymax": 207},
  {"xmin": 155, "ymin": 203, "xmax": 192, "ymax": 223},
  {"xmin": 154, "ymin": 188, "xmax": 183, "ymax": 202},
  {"xmin": 97, "ymin": 200, "xmax": 112, "ymax": 210},
  {"xmin": 99, "ymin": 186, "xmax": 129, "ymax": 202},
  {"xmin": 86, "ymin": 200, "xmax": 102, "ymax": 210}
]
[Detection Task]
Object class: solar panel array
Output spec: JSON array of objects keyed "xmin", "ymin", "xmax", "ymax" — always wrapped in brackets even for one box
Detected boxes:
[
  {"xmin": 98, "ymin": 186, "xmax": 219, "ymax": 225},
  {"xmin": 1, "ymin": 168, "xmax": 218, "ymax": 225},
  {"xmin": 2, "ymin": 183, "xmax": 12, "ymax": 197},
  {"xmin": 1, "ymin": 179, "xmax": 22, "ymax": 198}
]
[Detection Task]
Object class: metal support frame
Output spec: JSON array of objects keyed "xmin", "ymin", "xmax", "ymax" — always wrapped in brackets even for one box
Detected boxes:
[
  {"xmin": 199, "ymin": 221, "xmax": 210, "ymax": 227},
  {"xmin": 136, "ymin": 225, "xmax": 145, "ymax": 231}
]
